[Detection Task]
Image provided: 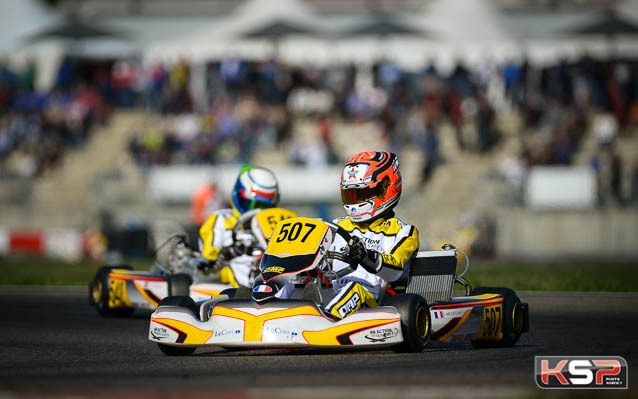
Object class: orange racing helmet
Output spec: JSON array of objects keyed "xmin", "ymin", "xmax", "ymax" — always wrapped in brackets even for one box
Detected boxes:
[{"xmin": 340, "ymin": 151, "xmax": 402, "ymax": 223}]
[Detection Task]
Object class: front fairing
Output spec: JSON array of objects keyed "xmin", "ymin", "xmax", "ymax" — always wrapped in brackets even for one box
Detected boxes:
[
  {"xmin": 250, "ymin": 207, "xmax": 298, "ymax": 249},
  {"xmin": 252, "ymin": 217, "xmax": 334, "ymax": 300}
]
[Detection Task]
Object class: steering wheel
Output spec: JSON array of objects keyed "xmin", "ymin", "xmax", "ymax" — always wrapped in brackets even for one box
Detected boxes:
[
  {"xmin": 230, "ymin": 209, "xmax": 261, "ymax": 253},
  {"xmin": 324, "ymin": 221, "xmax": 358, "ymax": 276}
]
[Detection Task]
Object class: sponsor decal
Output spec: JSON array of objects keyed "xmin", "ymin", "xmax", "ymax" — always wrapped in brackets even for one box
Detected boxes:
[
  {"xmin": 360, "ymin": 237, "xmax": 381, "ymax": 246},
  {"xmin": 365, "ymin": 328, "xmax": 400, "ymax": 343},
  {"xmin": 150, "ymin": 326, "xmax": 169, "ymax": 340},
  {"xmin": 338, "ymin": 292, "xmax": 361, "ymax": 317},
  {"xmin": 347, "ymin": 167, "xmax": 357, "ymax": 180},
  {"xmin": 253, "ymin": 284, "xmax": 273, "ymax": 293},
  {"xmin": 264, "ymin": 327, "xmax": 298, "ymax": 337},
  {"xmin": 481, "ymin": 305, "xmax": 502, "ymax": 339},
  {"xmin": 445, "ymin": 310, "xmax": 464, "ymax": 317},
  {"xmin": 381, "ymin": 253, "xmax": 398, "ymax": 266},
  {"xmin": 535, "ymin": 356, "xmax": 628, "ymax": 389},
  {"xmin": 214, "ymin": 329, "xmax": 241, "ymax": 337},
  {"xmin": 108, "ymin": 279, "xmax": 128, "ymax": 308},
  {"xmin": 263, "ymin": 266, "xmax": 285, "ymax": 273},
  {"xmin": 433, "ymin": 311, "xmax": 444, "ymax": 319},
  {"xmin": 343, "ymin": 164, "xmax": 369, "ymax": 184}
]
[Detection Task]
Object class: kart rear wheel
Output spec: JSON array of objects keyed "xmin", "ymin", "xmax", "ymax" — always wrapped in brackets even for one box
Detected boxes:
[
  {"xmin": 471, "ymin": 287, "xmax": 523, "ymax": 348},
  {"xmin": 90, "ymin": 266, "xmax": 133, "ymax": 317},
  {"xmin": 156, "ymin": 296, "xmax": 199, "ymax": 356},
  {"xmin": 382, "ymin": 294, "xmax": 431, "ymax": 353},
  {"xmin": 168, "ymin": 273, "xmax": 193, "ymax": 296}
]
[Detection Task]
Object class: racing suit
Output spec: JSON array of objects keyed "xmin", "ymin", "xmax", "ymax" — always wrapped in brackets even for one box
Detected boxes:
[
  {"xmin": 198, "ymin": 209, "xmax": 255, "ymax": 288},
  {"xmin": 326, "ymin": 213, "xmax": 419, "ymax": 319}
]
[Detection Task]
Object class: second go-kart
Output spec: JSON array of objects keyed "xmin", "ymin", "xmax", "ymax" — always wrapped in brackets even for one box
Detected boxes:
[
  {"xmin": 89, "ymin": 207, "xmax": 297, "ymax": 316},
  {"xmin": 148, "ymin": 217, "xmax": 529, "ymax": 355}
]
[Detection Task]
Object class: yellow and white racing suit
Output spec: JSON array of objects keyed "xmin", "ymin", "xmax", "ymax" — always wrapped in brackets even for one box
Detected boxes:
[
  {"xmin": 198, "ymin": 208, "xmax": 254, "ymax": 288},
  {"xmin": 326, "ymin": 215, "xmax": 419, "ymax": 319}
]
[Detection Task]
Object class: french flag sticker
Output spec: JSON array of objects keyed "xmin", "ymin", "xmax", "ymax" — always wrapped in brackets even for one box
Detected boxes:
[
  {"xmin": 253, "ymin": 285, "xmax": 273, "ymax": 293},
  {"xmin": 433, "ymin": 311, "xmax": 444, "ymax": 319}
]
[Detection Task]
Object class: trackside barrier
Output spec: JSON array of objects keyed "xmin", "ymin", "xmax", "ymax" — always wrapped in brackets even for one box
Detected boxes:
[
  {"xmin": 0, "ymin": 229, "xmax": 83, "ymax": 261},
  {"xmin": 0, "ymin": 227, "xmax": 151, "ymax": 261}
]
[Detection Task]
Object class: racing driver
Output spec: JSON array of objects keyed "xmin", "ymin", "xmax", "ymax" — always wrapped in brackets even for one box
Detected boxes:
[
  {"xmin": 198, "ymin": 165, "xmax": 280, "ymax": 288},
  {"xmin": 326, "ymin": 151, "xmax": 420, "ymax": 319}
]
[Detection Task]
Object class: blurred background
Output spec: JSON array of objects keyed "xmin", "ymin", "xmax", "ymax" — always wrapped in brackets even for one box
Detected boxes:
[{"xmin": 1, "ymin": 0, "xmax": 637, "ymax": 265}]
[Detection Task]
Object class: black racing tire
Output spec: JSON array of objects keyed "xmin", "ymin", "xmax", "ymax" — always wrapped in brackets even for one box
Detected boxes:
[
  {"xmin": 470, "ymin": 287, "xmax": 524, "ymax": 348},
  {"xmin": 157, "ymin": 344, "xmax": 197, "ymax": 356},
  {"xmin": 218, "ymin": 287, "xmax": 251, "ymax": 299},
  {"xmin": 156, "ymin": 296, "xmax": 198, "ymax": 356},
  {"xmin": 158, "ymin": 295, "xmax": 199, "ymax": 316},
  {"xmin": 382, "ymin": 293, "xmax": 431, "ymax": 353},
  {"xmin": 90, "ymin": 265, "xmax": 133, "ymax": 317},
  {"xmin": 168, "ymin": 273, "xmax": 193, "ymax": 296},
  {"xmin": 158, "ymin": 344, "xmax": 196, "ymax": 356},
  {"xmin": 235, "ymin": 286, "xmax": 252, "ymax": 299}
]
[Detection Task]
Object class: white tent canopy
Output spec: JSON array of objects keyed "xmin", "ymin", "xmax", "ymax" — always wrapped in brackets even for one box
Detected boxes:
[
  {"xmin": 418, "ymin": 0, "xmax": 508, "ymax": 42},
  {"xmin": 3, "ymin": 0, "xmax": 638, "ymax": 83},
  {"xmin": 0, "ymin": 0, "xmax": 56, "ymax": 54},
  {"xmin": 144, "ymin": 0, "xmax": 327, "ymax": 64}
]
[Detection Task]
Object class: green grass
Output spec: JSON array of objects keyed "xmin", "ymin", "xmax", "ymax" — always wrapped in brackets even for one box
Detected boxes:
[
  {"xmin": 0, "ymin": 256, "xmax": 150, "ymax": 286},
  {"xmin": 1, "ymin": 256, "xmax": 637, "ymax": 291},
  {"xmin": 467, "ymin": 261, "xmax": 638, "ymax": 292}
]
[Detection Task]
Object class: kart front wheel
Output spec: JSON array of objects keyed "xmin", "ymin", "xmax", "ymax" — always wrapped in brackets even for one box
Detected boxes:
[
  {"xmin": 157, "ymin": 344, "xmax": 196, "ymax": 356},
  {"xmin": 471, "ymin": 287, "xmax": 524, "ymax": 348},
  {"xmin": 383, "ymin": 293, "xmax": 431, "ymax": 353},
  {"xmin": 90, "ymin": 266, "xmax": 133, "ymax": 317},
  {"xmin": 157, "ymin": 295, "xmax": 199, "ymax": 316},
  {"xmin": 156, "ymin": 296, "xmax": 199, "ymax": 356},
  {"xmin": 168, "ymin": 273, "xmax": 193, "ymax": 296}
]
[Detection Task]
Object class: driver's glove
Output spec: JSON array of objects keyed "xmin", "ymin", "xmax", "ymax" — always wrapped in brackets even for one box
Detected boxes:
[
  {"xmin": 347, "ymin": 236, "xmax": 382, "ymax": 274},
  {"xmin": 220, "ymin": 244, "xmax": 245, "ymax": 260},
  {"xmin": 195, "ymin": 256, "xmax": 214, "ymax": 273}
]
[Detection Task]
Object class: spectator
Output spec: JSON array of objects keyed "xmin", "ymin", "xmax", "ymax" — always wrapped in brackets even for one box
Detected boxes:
[{"xmin": 190, "ymin": 181, "xmax": 221, "ymax": 226}]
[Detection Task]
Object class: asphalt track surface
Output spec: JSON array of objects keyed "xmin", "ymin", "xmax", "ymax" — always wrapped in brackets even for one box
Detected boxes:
[{"xmin": 1, "ymin": 287, "xmax": 637, "ymax": 398}]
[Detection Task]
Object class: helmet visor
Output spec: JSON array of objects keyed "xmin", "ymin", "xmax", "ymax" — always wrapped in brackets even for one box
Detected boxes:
[
  {"xmin": 341, "ymin": 177, "xmax": 389, "ymax": 205},
  {"xmin": 237, "ymin": 196, "xmax": 274, "ymax": 212}
]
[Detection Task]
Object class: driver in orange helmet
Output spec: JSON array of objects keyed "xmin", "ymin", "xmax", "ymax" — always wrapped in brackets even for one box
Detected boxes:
[{"xmin": 325, "ymin": 151, "xmax": 420, "ymax": 319}]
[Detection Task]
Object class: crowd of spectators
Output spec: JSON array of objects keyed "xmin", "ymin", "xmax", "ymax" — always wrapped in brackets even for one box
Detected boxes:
[
  {"xmin": 505, "ymin": 55, "xmax": 638, "ymax": 164},
  {"xmin": 128, "ymin": 57, "xmax": 504, "ymax": 182},
  {"xmin": 129, "ymin": 54, "xmax": 638, "ymax": 197},
  {"xmin": 129, "ymin": 92, "xmax": 292, "ymax": 166},
  {"xmin": 500, "ymin": 55, "xmax": 638, "ymax": 205},
  {"xmin": 3, "ymin": 52, "xmax": 638, "ymax": 205},
  {"xmin": 0, "ymin": 58, "xmax": 110, "ymax": 179}
]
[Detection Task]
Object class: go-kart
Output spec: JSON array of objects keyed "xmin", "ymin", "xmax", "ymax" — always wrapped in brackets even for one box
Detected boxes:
[
  {"xmin": 148, "ymin": 217, "xmax": 529, "ymax": 355},
  {"xmin": 88, "ymin": 207, "xmax": 297, "ymax": 316}
]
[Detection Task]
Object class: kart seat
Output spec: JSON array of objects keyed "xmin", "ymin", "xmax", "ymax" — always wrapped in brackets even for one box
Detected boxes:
[{"xmin": 406, "ymin": 250, "xmax": 457, "ymax": 303}]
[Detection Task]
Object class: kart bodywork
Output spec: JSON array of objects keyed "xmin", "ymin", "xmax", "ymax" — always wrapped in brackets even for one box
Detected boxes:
[
  {"xmin": 151, "ymin": 300, "xmax": 405, "ymax": 348},
  {"xmin": 148, "ymin": 217, "xmax": 529, "ymax": 354},
  {"xmin": 90, "ymin": 268, "xmax": 229, "ymax": 312},
  {"xmin": 89, "ymin": 207, "xmax": 297, "ymax": 316}
]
